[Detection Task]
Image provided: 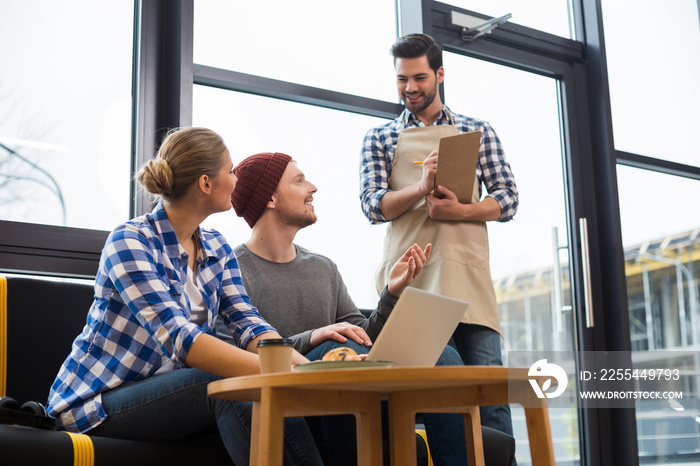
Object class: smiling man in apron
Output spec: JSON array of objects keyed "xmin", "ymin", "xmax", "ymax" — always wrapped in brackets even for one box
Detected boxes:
[{"xmin": 359, "ymin": 33, "xmax": 520, "ymax": 449}]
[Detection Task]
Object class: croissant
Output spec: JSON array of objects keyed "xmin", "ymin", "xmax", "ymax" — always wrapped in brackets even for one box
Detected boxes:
[{"xmin": 321, "ymin": 347, "xmax": 361, "ymax": 362}]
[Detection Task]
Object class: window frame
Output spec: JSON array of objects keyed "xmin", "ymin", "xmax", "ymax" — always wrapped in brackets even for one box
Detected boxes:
[{"xmin": 0, "ymin": 0, "xmax": 141, "ymax": 277}]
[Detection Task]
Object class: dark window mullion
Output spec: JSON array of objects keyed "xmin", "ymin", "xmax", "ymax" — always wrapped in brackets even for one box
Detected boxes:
[
  {"xmin": 616, "ymin": 151, "xmax": 700, "ymax": 181},
  {"xmin": 193, "ymin": 64, "xmax": 403, "ymax": 120}
]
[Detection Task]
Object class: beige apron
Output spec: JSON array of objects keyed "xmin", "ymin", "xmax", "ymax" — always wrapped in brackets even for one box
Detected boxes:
[{"xmin": 376, "ymin": 113, "xmax": 501, "ymax": 334}]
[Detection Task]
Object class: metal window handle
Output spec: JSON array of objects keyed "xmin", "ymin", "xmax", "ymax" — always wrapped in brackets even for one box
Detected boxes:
[{"xmin": 579, "ymin": 218, "xmax": 594, "ymax": 328}]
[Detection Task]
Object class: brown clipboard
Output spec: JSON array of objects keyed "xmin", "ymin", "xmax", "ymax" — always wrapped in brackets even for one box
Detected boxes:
[{"xmin": 434, "ymin": 130, "xmax": 481, "ymax": 203}]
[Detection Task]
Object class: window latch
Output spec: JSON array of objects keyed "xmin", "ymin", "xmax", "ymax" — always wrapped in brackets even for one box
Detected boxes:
[{"xmin": 447, "ymin": 11, "xmax": 513, "ymax": 42}]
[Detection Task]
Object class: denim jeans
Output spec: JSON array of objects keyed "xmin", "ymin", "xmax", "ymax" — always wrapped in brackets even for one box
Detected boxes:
[
  {"xmin": 451, "ymin": 323, "xmax": 516, "ymax": 464},
  {"xmin": 89, "ymin": 368, "xmax": 323, "ymax": 466},
  {"xmin": 306, "ymin": 340, "xmax": 469, "ymax": 466}
]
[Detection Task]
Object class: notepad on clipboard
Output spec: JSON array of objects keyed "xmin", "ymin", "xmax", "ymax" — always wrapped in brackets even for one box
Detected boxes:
[{"xmin": 434, "ymin": 131, "xmax": 481, "ymax": 204}]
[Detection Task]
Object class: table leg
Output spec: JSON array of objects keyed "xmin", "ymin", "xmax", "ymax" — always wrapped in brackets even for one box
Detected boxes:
[
  {"xmin": 258, "ymin": 387, "xmax": 384, "ymax": 466},
  {"xmin": 524, "ymin": 402, "xmax": 556, "ymax": 466},
  {"xmin": 250, "ymin": 401, "xmax": 261, "ymax": 465},
  {"xmin": 388, "ymin": 391, "xmax": 418, "ymax": 466},
  {"xmin": 510, "ymin": 380, "xmax": 556, "ymax": 466},
  {"xmin": 353, "ymin": 397, "xmax": 384, "ymax": 465},
  {"xmin": 256, "ymin": 387, "xmax": 287, "ymax": 466},
  {"xmin": 462, "ymin": 405, "xmax": 485, "ymax": 466}
]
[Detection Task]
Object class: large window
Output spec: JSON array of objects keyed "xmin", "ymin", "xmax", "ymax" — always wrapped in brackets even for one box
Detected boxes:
[
  {"xmin": 192, "ymin": 0, "xmax": 401, "ymax": 308},
  {"xmin": 603, "ymin": 1, "xmax": 700, "ymax": 458},
  {"xmin": 193, "ymin": 0, "xmax": 398, "ymax": 102},
  {"xmin": 602, "ymin": 0, "xmax": 700, "ymax": 167},
  {"xmin": 617, "ymin": 166, "xmax": 700, "ymax": 462},
  {"xmin": 443, "ymin": 52, "xmax": 580, "ymax": 465},
  {"xmin": 601, "ymin": 3, "xmax": 700, "ymax": 461},
  {"xmin": 0, "ymin": 1, "xmax": 134, "ymax": 230}
]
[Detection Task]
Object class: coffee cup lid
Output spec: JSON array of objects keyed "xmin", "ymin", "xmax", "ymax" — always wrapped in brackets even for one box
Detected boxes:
[{"xmin": 257, "ymin": 338, "xmax": 294, "ymax": 348}]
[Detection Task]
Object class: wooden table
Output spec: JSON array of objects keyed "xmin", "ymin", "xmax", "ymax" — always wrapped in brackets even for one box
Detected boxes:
[{"xmin": 208, "ymin": 366, "xmax": 555, "ymax": 466}]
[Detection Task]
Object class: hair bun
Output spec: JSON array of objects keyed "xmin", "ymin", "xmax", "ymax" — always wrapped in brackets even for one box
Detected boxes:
[
  {"xmin": 138, "ymin": 158, "xmax": 174, "ymax": 196},
  {"xmin": 136, "ymin": 127, "xmax": 227, "ymax": 202}
]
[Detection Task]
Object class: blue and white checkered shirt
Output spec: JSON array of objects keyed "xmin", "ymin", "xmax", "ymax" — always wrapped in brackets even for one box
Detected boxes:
[
  {"xmin": 359, "ymin": 107, "xmax": 518, "ymax": 224},
  {"xmin": 47, "ymin": 202, "xmax": 276, "ymax": 433}
]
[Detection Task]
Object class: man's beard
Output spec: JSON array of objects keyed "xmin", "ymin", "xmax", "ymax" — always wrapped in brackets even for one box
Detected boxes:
[
  {"xmin": 278, "ymin": 208, "xmax": 317, "ymax": 229},
  {"xmin": 403, "ymin": 83, "xmax": 438, "ymax": 114}
]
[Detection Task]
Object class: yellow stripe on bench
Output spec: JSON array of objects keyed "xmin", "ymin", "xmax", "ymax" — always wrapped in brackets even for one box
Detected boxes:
[
  {"xmin": 63, "ymin": 431, "xmax": 95, "ymax": 466},
  {"xmin": 0, "ymin": 275, "xmax": 7, "ymax": 397}
]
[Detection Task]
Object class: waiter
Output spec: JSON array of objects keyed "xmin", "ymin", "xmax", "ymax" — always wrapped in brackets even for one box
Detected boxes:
[{"xmin": 359, "ymin": 33, "xmax": 519, "ymax": 443}]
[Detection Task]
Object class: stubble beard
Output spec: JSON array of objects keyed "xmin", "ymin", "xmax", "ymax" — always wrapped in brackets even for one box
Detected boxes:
[
  {"xmin": 404, "ymin": 83, "xmax": 438, "ymax": 115},
  {"xmin": 278, "ymin": 209, "xmax": 317, "ymax": 230}
]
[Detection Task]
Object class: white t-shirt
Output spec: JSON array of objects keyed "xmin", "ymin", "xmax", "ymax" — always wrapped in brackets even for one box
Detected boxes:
[{"xmin": 155, "ymin": 267, "xmax": 206, "ymax": 375}]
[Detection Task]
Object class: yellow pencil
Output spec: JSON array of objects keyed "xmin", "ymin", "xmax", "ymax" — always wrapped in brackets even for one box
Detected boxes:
[{"xmin": 413, "ymin": 161, "xmax": 423, "ymax": 165}]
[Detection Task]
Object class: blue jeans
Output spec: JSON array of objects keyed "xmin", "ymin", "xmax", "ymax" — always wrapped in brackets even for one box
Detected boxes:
[
  {"xmin": 306, "ymin": 340, "xmax": 469, "ymax": 466},
  {"xmin": 89, "ymin": 368, "xmax": 323, "ymax": 466},
  {"xmin": 451, "ymin": 323, "xmax": 515, "ymax": 459}
]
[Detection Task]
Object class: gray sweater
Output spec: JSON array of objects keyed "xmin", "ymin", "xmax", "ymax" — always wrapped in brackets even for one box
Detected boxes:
[{"xmin": 216, "ymin": 243, "xmax": 398, "ymax": 354}]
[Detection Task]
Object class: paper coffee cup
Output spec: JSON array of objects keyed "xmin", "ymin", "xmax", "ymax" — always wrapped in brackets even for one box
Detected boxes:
[{"xmin": 257, "ymin": 338, "xmax": 294, "ymax": 374}]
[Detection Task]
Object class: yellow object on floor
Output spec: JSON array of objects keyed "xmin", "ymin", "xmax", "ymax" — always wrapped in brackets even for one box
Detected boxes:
[{"xmin": 415, "ymin": 428, "xmax": 434, "ymax": 466}]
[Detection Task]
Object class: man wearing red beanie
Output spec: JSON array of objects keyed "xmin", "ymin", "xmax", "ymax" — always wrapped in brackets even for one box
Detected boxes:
[
  {"xmin": 227, "ymin": 151, "xmax": 432, "ymax": 353},
  {"xmin": 219, "ymin": 152, "xmax": 472, "ymax": 465}
]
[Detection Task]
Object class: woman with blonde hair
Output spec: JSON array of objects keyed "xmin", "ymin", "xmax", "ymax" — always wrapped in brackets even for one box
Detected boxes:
[{"xmin": 48, "ymin": 127, "xmax": 323, "ymax": 465}]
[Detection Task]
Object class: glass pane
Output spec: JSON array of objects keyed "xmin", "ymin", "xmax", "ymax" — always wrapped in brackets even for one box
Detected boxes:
[
  {"xmin": 0, "ymin": 0, "xmax": 133, "ymax": 230},
  {"xmin": 193, "ymin": 85, "xmax": 387, "ymax": 309},
  {"xmin": 193, "ymin": 0, "xmax": 398, "ymax": 102},
  {"xmin": 442, "ymin": 0, "xmax": 574, "ymax": 39},
  {"xmin": 602, "ymin": 0, "xmax": 700, "ymax": 167},
  {"xmin": 443, "ymin": 52, "xmax": 580, "ymax": 465},
  {"xmin": 617, "ymin": 165, "xmax": 700, "ymax": 462}
]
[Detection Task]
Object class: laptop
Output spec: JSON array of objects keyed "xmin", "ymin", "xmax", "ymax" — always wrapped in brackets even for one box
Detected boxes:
[{"xmin": 366, "ymin": 287, "xmax": 468, "ymax": 366}]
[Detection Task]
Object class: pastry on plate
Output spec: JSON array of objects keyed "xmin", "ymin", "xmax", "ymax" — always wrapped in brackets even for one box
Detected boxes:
[{"xmin": 321, "ymin": 347, "xmax": 361, "ymax": 362}]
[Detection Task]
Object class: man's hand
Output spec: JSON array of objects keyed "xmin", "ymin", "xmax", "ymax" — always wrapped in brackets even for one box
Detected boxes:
[
  {"xmin": 425, "ymin": 185, "xmax": 464, "ymax": 220},
  {"xmin": 379, "ymin": 151, "xmax": 438, "ymax": 221},
  {"xmin": 309, "ymin": 322, "xmax": 372, "ymax": 347},
  {"xmin": 426, "ymin": 185, "xmax": 503, "ymax": 222},
  {"xmin": 417, "ymin": 150, "xmax": 439, "ymax": 195},
  {"xmin": 387, "ymin": 243, "xmax": 432, "ymax": 296}
]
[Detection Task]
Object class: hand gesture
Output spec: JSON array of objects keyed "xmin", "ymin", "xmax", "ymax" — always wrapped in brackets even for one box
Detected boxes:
[
  {"xmin": 309, "ymin": 322, "xmax": 372, "ymax": 347},
  {"xmin": 387, "ymin": 243, "xmax": 432, "ymax": 296}
]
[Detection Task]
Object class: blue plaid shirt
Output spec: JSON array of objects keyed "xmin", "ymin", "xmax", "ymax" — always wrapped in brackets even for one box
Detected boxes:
[
  {"xmin": 47, "ymin": 202, "xmax": 276, "ymax": 433},
  {"xmin": 359, "ymin": 107, "xmax": 518, "ymax": 224}
]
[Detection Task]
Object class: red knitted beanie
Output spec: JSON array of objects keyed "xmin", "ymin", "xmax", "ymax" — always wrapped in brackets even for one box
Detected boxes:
[{"xmin": 231, "ymin": 152, "xmax": 292, "ymax": 227}]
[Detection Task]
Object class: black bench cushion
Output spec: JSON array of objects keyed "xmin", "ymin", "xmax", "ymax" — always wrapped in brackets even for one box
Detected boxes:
[
  {"xmin": 5, "ymin": 277, "xmax": 95, "ymax": 405},
  {"xmin": 0, "ymin": 425, "xmax": 232, "ymax": 465},
  {"xmin": 1, "ymin": 276, "xmax": 233, "ymax": 465}
]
